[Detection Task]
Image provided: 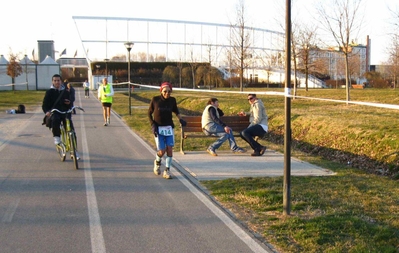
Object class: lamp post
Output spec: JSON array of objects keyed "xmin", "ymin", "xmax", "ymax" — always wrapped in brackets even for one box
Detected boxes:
[
  {"xmin": 95, "ymin": 64, "xmax": 100, "ymax": 90},
  {"xmin": 104, "ymin": 58, "xmax": 109, "ymax": 78},
  {"xmin": 24, "ymin": 55, "xmax": 28, "ymax": 90},
  {"xmin": 124, "ymin": 42, "xmax": 134, "ymax": 115}
]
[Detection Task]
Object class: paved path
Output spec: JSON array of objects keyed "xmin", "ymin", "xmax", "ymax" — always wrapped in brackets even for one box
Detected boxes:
[
  {"xmin": 0, "ymin": 91, "xmax": 277, "ymax": 253},
  {"xmin": 0, "ymin": 89, "xmax": 334, "ymax": 253},
  {"xmin": 173, "ymin": 150, "xmax": 335, "ymax": 181}
]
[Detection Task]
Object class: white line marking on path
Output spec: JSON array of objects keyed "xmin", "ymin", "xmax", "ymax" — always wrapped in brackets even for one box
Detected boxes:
[
  {"xmin": 117, "ymin": 118, "xmax": 271, "ymax": 253},
  {"xmin": 174, "ymin": 173, "xmax": 270, "ymax": 252},
  {"xmin": 2, "ymin": 198, "xmax": 20, "ymax": 223},
  {"xmin": 77, "ymin": 92, "xmax": 106, "ymax": 253}
]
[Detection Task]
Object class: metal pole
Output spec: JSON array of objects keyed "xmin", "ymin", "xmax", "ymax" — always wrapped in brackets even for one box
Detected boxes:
[
  {"xmin": 283, "ymin": 0, "xmax": 292, "ymax": 216},
  {"xmin": 104, "ymin": 58, "xmax": 109, "ymax": 79},
  {"xmin": 24, "ymin": 55, "xmax": 28, "ymax": 90},
  {"xmin": 124, "ymin": 42, "xmax": 134, "ymax": 116},
  {"xmin": 128, "ymin": 50, "xmax": 131, "ymax": 115}
]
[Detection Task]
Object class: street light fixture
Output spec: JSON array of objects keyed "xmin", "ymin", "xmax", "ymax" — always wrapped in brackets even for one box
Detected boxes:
[{"xmin": 124, "ymin": 42, "xmax": 134, "ymax": 115}]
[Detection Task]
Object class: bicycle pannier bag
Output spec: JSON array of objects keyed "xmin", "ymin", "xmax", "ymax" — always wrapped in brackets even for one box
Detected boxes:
[{"xmin": 42, "ymin": 115, "xmax": 52, "ymax": 128}]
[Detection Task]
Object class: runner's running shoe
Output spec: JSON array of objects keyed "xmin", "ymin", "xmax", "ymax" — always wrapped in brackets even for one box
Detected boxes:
[
  {"xmin": 154, "ymin": 160, "xmax": 161, "ymax": 175},
  {"xmin": 163, "ymin": 168, "xmax": 172, "ymax": 179}
]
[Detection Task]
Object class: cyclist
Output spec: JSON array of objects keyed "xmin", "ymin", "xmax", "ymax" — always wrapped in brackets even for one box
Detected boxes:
[{"xmin": 42, "ymin": 74, "xmax": 73, "ymax": 146}]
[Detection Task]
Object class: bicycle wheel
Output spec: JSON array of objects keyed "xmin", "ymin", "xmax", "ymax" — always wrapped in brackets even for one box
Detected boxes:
[
  {"xmin": 69, "ymin": 131, "xmax": 79, "ymax": 170},
  {"xmin": 56, "ymin": 143, "xmax": 66, "ymax": 162}
]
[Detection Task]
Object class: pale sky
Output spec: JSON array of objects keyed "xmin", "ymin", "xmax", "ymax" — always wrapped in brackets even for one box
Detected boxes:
[{"xmin": 1, "ymin": 0, "xmax": 397, "ymax": 65}]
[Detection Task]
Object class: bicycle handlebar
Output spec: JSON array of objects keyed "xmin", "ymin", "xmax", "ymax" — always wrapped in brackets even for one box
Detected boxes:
[{"xmin": 50, "ymin": 106, "xmax": 85, "ymax": 114}]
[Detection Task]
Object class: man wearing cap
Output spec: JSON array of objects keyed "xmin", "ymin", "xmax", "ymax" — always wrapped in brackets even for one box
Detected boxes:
[{"xmin": 148, "ymin": 82, "xmax": 187, "ymax": 179}]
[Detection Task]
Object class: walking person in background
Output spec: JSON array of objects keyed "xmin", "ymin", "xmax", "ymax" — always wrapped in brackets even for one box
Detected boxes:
[
  {"xmin": 66, "ymin": 81, "xmax": 76, "ymax": 114},
  {"xmin": 42, "ymin": 74, "xmax": 72, "ymax": 146},
  {"xmin": 148, "ymin": 82, "xmax": 186, "ymax": 179},
  {"xmin": 98, "ymin": 77, "xmax": 114, "ymax": 126},
  {"xmin": 239, "ymin": 94, "xmax": 268, "ymax": 156},
  {"xmin": 201, "ymin": 98, "xmax": 245, "ymax": 156},
  {"xmin": 83, "ymin": 79, "xmax": 90, "ymax": 98}
]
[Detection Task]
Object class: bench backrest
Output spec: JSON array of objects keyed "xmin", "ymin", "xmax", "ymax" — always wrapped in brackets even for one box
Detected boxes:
[{"xmin": 181, "ymin": 115, "xmax": 250, "ymax": 133}]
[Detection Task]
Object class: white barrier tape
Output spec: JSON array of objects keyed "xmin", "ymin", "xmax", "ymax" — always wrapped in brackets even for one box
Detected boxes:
[
  {"xmin": 97, "ymin": 81, "xmax": 129, "ymax": 87},
  {"xmin": 133, "ymin": 83, "xmax": 286, "ymax": 97},
  {"xmin": 0, "ymin": 82, "xmax": 28, "ymax": 87},
  {"xmin": 111, "ymin": 82, "xmax": 399, "ymax": 111},
  {"xmin": 289, "ymin": 95, "xmax": 399, "ymax": 110}
]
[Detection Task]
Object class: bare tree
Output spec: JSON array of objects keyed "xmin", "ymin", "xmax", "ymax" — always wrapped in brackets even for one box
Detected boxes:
[
  {"xmin": 137, "ymin": 52, "xmax": 147, "ymax": 62},
  {"xmin": 7, "ymin": 52, "xmax": 23, "ymax": 92},
  {"xmin": 111, "ymin": 54, "xmax": 126, "ymax": 62},
  {"xmin": 224, "ymin": 47, "xmax": 237, "ymax": 88},
  {"xmin": 317, "ymin": 0, "xmax": 364, "ymax": 102},
  {"xmin": 291, "ymin": 26, "xmax": 299, "ymax": 96},
  {"xmin": 296, "ymin": 25, "xmax": 319, "ymax": 91},
  {"xmin": 162, "ymin": 66, "xmax": 179, "ymax": 84},
  {"xmin": 154, "ymin": 54, "xmax": 166, "ymax": 62},
  {"xmin": 206, "ymin": 44, "xmax": 213, "ymax": 89},
  {"xmin": 196, "ymin": 65, "xmax": 207, "ymax": 88},
  {"xmin": 176, "ymin": 61, "xmax": 183, "ymax": 88},
  {"xmin": 386, "ymin": 34, "xmax": 399, "ymax": 89},
  {"xmin": 230, "ymin": 0, "xmax": 252, "ymax": 91},
  {"xmin": 312, "ymin": 57, "xmax": 330, "ymax": 78},
  {"xmin": 386, "ymin": 8, "xmax": 399, "ymax": 89},
  {"xmin": 181, "ymin": 67, "xmax": 192, "ymax": 88},
  {"xmin": 348, "ymin": 52, "xmax": 362, "ymax": 84},
  {"xmin": 188, "ymin": 49, "xmax": 198, "ymax": 89}
]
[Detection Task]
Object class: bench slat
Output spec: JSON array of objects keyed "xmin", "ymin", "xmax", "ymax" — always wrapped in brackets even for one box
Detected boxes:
[{"xmin": 180, "ymin": 115, "xmax": 249, "ymax": 154}]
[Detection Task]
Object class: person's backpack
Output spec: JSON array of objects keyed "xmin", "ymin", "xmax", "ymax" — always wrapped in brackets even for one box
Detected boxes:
[{"xmin": 16, "ymin": 104, "xmax": 25, "ymax": 114}]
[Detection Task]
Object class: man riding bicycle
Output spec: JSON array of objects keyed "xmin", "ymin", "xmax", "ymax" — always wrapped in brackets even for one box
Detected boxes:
[{"xmin": 42, "ymin": 74, "xmax": 73, "ymax": 146}]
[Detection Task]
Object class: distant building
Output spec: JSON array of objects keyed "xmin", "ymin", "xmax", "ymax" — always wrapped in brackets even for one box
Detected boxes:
[
  {"xmin": 309, "ymin": 37, "xmax": 370, "ymax": 85},
  {"xmin": 56, "ymin": 57, "xmax": 89, "ymax": 82},
  {"xmin": 37, "ymin": 40, "xmax": 55, "ymax": 63}
]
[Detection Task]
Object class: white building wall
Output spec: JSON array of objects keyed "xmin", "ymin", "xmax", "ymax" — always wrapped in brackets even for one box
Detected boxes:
[
  {"xmin": 37, "ymin": 56, "xmax": 60, "ymax": 90},
  {"xmin": 37, "ymin": 65, "xmax": 60, "ymax": 90},
  {"xmin": 244, "ymin": 68, "xmax": 327, "ymax": 88},
  {"xmin": 14, "ymin": 65, "xmax": 37, "ymax": 90},
  {"xmin": 0, "ymin": 64, "xmax": 12, "ymax": 91}
]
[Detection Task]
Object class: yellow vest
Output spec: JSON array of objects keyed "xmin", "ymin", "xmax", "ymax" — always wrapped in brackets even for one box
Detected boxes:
[{"xmin": 100, "ymin": 84, "xmax": 113, "ymax": 103}]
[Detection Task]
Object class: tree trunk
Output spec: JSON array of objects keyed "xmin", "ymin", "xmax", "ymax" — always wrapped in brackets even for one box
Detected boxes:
[{"xmin": 345, "ymin": 53, "xmax": 351, "ymax": 103}]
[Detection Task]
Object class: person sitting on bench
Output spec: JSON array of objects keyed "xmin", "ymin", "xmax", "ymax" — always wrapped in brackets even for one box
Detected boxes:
[
  {"xmin": 239, "ymin": 94, "xmax": 268, "ymax": 156},
  {"xmin": 201, "ymin": 98, "xmax": 245, "ymax": 156}
]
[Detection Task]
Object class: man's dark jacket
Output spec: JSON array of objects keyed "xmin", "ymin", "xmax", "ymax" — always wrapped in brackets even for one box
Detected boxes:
[{"xmin": 42, "ymin": 86, "xmax": 71, "ymax": 114}]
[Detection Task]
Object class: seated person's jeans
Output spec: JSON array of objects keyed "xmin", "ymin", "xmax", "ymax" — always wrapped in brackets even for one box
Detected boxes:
[
  {"xmin": 240, "ymin": 124, "xmax": 266, "ymax": 151},
  {"xmin": 203, "ymin": 122, "xmax": 239, "ymax": 150},
  {"xmin": 52, "ymin": 113, "xmax": 74, "ymax": 137}
]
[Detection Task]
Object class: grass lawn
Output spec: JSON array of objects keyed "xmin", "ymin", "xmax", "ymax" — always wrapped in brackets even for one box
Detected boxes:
[
  {"xmin": 2, "ymin": 88, "xmax": 399, "ymax": 252},
  {"xmin": 113, "ymin": 88, "xmax": 399, "ymax": 253},
  {"xmin": 0, "ymin": 90, "xmax": 45, "ymax": 112}
]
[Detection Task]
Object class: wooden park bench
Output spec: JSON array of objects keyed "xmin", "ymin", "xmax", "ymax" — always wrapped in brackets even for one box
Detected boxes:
[
  {"xmin": 351, "ymin": 84, "xmax": 365, "ymax": 89},
  {"xmin": 179, "ymin": 115, "xmax": 250, "ymax": 154}
]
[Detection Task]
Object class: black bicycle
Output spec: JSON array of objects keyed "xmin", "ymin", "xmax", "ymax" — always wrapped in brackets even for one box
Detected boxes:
[{"xmin": 51, "ymin": 106, "xmax": 84, "ymax": 170}]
